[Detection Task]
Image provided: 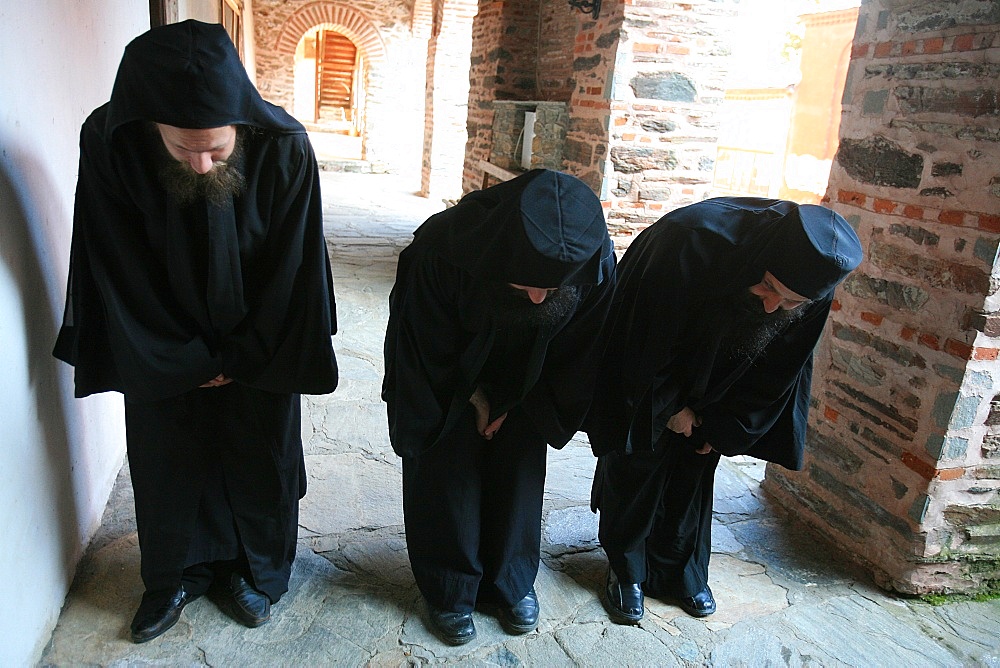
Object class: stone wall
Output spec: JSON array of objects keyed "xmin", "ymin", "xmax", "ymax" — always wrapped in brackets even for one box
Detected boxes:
[
  {"xmin": 463, "ymin": 0, "xmax": 584, "ymax": 193},
  {"xmin": 464, "ymin": 0, "xmax": 738, "ymax": 237},
  {"xmin": 604, "ymin": 0, "xmax": 738, "ymax": 239},
  {"xmin": 765, "ymin": 0, "xmax": 1000, "ymax": 595},
  {"xmin": 420, "ymin": 0, "xmax": 476, "ymax": 200}
]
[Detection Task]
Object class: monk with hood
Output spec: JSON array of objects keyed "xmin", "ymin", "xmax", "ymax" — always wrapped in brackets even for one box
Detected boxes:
[
  {"xmin": 54, "ymin": 21, "xmax": 338, "ymax": 642},
  {"xmin": 587, "ymin": 197, "xmax": 862, "ymax": 623},
  {"xmin": 383, "ymin": 169, "xmax": 616, "ymax": 645}
]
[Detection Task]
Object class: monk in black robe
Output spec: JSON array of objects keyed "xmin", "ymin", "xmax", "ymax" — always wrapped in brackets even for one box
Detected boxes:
[
  {"xmin": 383, "ymin": 169, "xmax": 616, "ymax": 645},
  {"xmin": 587, "ymin": 197, "xmax": 862, "ymax": 623},
  {"xmin": 53, "ymin": 21, "xmax": 338, "ymax": 643}
]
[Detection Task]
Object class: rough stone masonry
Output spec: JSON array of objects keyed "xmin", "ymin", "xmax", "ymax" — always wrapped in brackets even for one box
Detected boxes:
[{"xmin": 766, "ymin": 0, "xmax": 1000, "ymax": 595}]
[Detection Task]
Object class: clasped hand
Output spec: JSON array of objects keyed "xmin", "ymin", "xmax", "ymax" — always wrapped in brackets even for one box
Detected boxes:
[
  {"xmin": 470, "ymin": 386, "xmax": 507, "ymax": 440},
  {"xmin": 667, "ymin": 406, "xmax": 713, "ymax": 455},
  {"xmin": 200, "ymin": 373, "xmax": 233, "ymax": 388}
]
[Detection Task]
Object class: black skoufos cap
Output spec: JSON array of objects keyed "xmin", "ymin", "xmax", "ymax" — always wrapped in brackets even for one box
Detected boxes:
[{"xmin": 765, "ymin": 203, "xmax": 863, "ymax": 300}]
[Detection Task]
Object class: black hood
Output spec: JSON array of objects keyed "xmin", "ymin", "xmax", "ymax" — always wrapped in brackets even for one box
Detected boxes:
[{"xmin": 104, "ymin": 19, "xmax": 303, "ymax": 139}]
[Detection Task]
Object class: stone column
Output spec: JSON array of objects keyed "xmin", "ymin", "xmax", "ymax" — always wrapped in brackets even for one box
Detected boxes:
[
  {"xmin": 420, "ymin": 0, "xmax": 475, "ymax": 201},
  {"xmin": 765, "ymin": 0, "xmax": 1000, "ymax": 594}
]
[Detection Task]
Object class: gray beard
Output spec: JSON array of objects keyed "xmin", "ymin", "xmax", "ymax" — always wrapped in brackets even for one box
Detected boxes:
[
  {"xmin": 720, "ymin": 289, "xmax": 806, "ymax": 362},
  {"xmin": 155, "ymin": 126, "xmax": 247, "ymax": 206}
]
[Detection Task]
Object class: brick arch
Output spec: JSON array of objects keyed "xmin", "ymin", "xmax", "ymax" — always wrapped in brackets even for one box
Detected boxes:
[{"xmin": 275, "ymin": 2, "xmax": 386, "ymax": 62}]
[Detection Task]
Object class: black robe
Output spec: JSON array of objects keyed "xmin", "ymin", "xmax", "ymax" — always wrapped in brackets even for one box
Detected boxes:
[
  {"xmin": 586, "ymin": 197, "xmax": 847, "ymax": 594},
  {"xmin": 52, "ymin": 20, "xmax": 338, "ymax": 605},
  {"xmin": 383, "ymin": 170, "xmax": 616, "ymax": 458},
  {"xmin": 586, "ymin": 197, "xmax": 834, "ymax": 470},
  {"xmin": 382, "ymin": 169, "xmax": 616, "ymax": 611}
]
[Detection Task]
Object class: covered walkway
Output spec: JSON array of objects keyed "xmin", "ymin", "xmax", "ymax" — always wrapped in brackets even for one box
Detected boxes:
[{"xmin": 40, "ymin": 173, "xmax": 1000, "ymax": 666}]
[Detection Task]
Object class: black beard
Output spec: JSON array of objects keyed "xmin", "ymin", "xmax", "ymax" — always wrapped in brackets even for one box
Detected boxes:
[
  {"xmin": 484, "ymin": 282, "xmax": 581, "ymax": 331},
  {"xmin": 154, "ymin": 125, "xmax": 247, "ymax": 206},
  {"xmin": 719, "ymin": 289, "xmax": 806, "ymax": 361}
]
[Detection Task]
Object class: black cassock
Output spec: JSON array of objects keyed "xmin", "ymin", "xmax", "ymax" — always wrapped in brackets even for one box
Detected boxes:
[
  {"xmin": 383, "ymin": 170, "xmax": 616, "ymax": 612},
  {"xmin": 586, "ymin": 198, "xmax": 837, "ymax": 598},
  {"xmin": 54, "ymin": 21, "xmax": 338, "ymax": 610}
]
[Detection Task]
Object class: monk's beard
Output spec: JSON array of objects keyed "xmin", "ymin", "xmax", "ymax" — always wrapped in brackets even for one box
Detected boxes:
[
  {"xmin": 156, "ymin": 127, "xmax": 246, "ymax": 206},
  {"xmin": 719, "ymin": 289, "xmax": 806, "ymax": 361},
  {"xmin": 485, "ymin": 282, "xmax": 581, "ymax": 331}
]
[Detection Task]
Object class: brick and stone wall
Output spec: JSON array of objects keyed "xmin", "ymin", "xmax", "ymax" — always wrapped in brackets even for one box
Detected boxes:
[
  {"xmin": 464, "ymin": 0, "xmax": 580, "ymax": 193},
  {"xmin": 765, "ymin": 0, "xmax": 1000, "ymax": 595},
  {"xmin": 559, "ymin": 2, "xmax": 620, "ymax": 196},
  {"xmin": 604, "ymin": 0, "xmax": 738, "ymax": 240},
  {"xmin": 464, "ymin": 0, "xmax": 736, "ymax": 239}
]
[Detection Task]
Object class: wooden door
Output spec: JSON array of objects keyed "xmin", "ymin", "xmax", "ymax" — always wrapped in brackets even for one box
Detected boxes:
[{"xmin": 314, "ymin": 31, "xmax": 357, "ymax": 125}]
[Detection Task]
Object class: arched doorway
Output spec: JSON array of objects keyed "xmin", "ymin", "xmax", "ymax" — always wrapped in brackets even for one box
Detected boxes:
[
  {"xmin": 293, "ymin": 25, "xmax": 366, "ymax": 160},
  {"xmin": 273, "ymin": 3, "xmax": 387, "ymax": 164}
]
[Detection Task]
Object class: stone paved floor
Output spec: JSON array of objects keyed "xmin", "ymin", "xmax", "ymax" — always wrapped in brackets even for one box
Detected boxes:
[{"xmin": 41, "ymin": 172, "xmax": 1000, "ymax": 666}]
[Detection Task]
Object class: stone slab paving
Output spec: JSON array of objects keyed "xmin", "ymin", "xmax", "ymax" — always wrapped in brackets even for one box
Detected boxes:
[{"xmin": 41, "ymin": 173, "xmax": 1000, "ymax": 667}]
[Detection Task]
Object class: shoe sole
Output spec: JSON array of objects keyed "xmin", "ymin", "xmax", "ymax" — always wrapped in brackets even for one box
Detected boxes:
[
  {"xmin": 679, "ymin": 604, "xmax": 716, "ymax": 618},
  {"xmin": 131, "ymin": 619, "xmax": 179, "ymax": 644},
  {"xmin": 437, "ymin": 629, "xmax": 476, "ymax": 646},
  {"xmin": 499, "ymin": 618, "xmax": 537, "ymax": 635},
  {"xmin": 228, "ymin": 605, "xmax": 271, "ymax": 628},
  {"xmin": 224, "ymin": 597, "xmax": 271, "ymax": 628},
  {"xmin": 675, "ymin": 591, "xmax": 716, "ymax": 617},
  {"xmin": 601, "ymin": 590, "xmax": 643, "ymax": 625}
]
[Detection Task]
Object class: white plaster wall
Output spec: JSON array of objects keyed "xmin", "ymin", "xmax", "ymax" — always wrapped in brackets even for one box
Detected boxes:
[
  {"xmin": 0, "ymin": 2, "xmax": 147, "ymax": 664},
  {"xmin": 179, "ymin": 0, "xmax": 220, "ymax": 22}
]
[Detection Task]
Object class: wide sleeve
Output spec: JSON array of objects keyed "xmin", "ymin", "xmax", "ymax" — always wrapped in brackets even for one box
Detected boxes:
[
  {"xmin": 585, "ymin": 225, "xmax": 707, "ymax": 455},
  {"xmin": 52, "ymin": 135, "xmax": 123, "ymax": 397},
  {"xmin": 692, "ymin": 299, "xmax": 831, "ymax": 459},
  {"xmin": 54, "ymin": 119, "xmax": 220, "ymax": 399},
  {"xmin": 382, "ymin": 246, "xmax": 474, "ymax": 457},
  {"xmin": 221, "ymin": 135, "xmax": 338, "ymax": 395}
]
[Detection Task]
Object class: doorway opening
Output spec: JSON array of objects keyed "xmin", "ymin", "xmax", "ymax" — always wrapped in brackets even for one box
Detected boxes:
[
  {"xmin": 293, "ymin": 25, "xmax": 366, "ymax": 161},
  {"xmin": 711, "ymin": 0, "xmax": 861, "ymax": 204}
]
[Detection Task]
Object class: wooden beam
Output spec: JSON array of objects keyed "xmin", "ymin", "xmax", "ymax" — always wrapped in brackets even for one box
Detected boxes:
[
  {"xmin": 149, "ymin": 0, "xmax": 167, "ymax": 28},
  {"xmin": 478, "ymin": 159, "xmax": 518, "ymax": 189}
]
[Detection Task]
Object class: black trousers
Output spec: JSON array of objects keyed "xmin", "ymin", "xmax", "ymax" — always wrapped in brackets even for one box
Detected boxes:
[
  {"xmin": 402, "ymin": 406, "xmax": 547, "ymax": 613},
  {"xmin": 124, "ymin": 384, "xmax": 303, "ymax": 613},
  {"xmin": 593, "ymin": 441, "xmax": 721, "ymax": 598}
]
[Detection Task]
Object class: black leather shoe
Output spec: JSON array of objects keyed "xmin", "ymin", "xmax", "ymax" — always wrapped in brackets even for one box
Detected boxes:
[
  {"xmin": 427, "ymin": 605, "xmax": 476, "ymax": 645},
  {"xmin": 603, "ymin": 568, "xmax": 644, "ymax": 624},
  {"xmin": 224, "ymin": 572, "xmax": 271, "ymax": 627},
  {"xmin": 678, "ymin": 586, "xmax": 716, "ymax": 617},
  {"xmin": 130, "ymin": 587, "xmax": 199, "ymax": 643},
  {"xmin": 500, "ymin": 587, "xmax": 539, "ymax": 634}
]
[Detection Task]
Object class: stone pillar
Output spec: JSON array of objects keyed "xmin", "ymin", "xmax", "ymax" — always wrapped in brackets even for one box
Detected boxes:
[
  {"xmin": 463, "ymin": 0, "xmax": 508, "ymax": 193},
  {"xmin": 604, "ymin": 0, "xmax": 738, "ymax": 239},
  {"xmin": 765, "ymin": 0, "xmax": 1000, "ymax": 594},
  {"xmin": 420, "ymin": 0, "xmax": 475, "ymax": 201}
]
